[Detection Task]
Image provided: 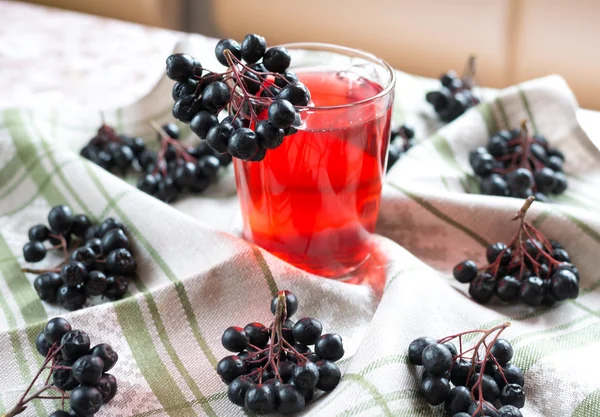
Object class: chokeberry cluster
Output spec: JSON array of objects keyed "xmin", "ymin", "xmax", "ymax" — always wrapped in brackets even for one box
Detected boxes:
[
  {"xmin": 167, "ymin": 33, "xmax": 310, "ymax": 162},
  {"xmin": 471, "ymin": 120, "xmax": 567, "ymax": 200},
  {"xmin": 408, "ymin": 323, "xmax": 525, "ymax": 417},
  {"xmin": 3, "ymin": 317, "xmax": 118, "ymax": 417},
  {"xmin": 453, "ymin": 197, "xmax": 580, "ymax": 306},
  {"xmin": 22, "ymin": 205, "xmax": 137, "ymax": 310},
  {"xmin": 217, "ymin": 290, "xmax": 344, "ymax": 415},
  {"xmin": 426, "ymin": 56, "xmax": 480, "ymax": 122},
  {"xmin": 81, "ymin": 121, "xmax": 231, "ymax": 204},
  {"xmin": 387, "ymin": 124, "xmax": 415, "ymax": 172}
]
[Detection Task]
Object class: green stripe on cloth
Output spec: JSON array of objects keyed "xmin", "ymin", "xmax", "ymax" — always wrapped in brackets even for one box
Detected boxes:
[
  {"xmin": 494, "ymin": 97, "xmax": 511, "ymax": 130},
  {"xmin": 430, "ymin": 134, "xmax": 479, "ymax": 193},
  {"xmin": 573, "ymin": 389, "xmax": 600, "ymax": 417},
  {"xmin": 477, "ymin": 102, "xmax": 499, "ymax": 137},
  {"xmin": 0, "ymin": 153, "xmax": 25, "ymax": 190},
  {"xmin": 251, "ymin": 246, "xmax": 278, "ymax": 297},
  {"xmin": 130, "ymin": 392, "xmax": 228, "ymax": 417},
  {"xmin": 114, "ymin": 299, "xmax": 197, "ymax": 417},
  {"xmin": 342, "ymin": 373, "xmax": 393, "ymax": 417},
  {"xmin": 3, "ymin": 109, "xmax": 68, "ymax": 207},
  {"xmin": 518, "ymin": 87, "xmax": 539, "ymax": 134},
  {"xmin": 387, "ymin": 183, "xmax": 490, "ymax": 247}
]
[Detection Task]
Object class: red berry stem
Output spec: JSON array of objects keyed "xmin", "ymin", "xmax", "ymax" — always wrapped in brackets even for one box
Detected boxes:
[
  {"xmin": 150, "ymin": 121, "xmax": 198, "ymax": 177},
  {"xmin": 4, "ymin": 343, "xmax": 70, "ymax": 417}
]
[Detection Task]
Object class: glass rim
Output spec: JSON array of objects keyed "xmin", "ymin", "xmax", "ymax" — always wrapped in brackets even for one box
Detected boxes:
[{"xmin": 275, "ymin": 42, "xmax": 396, "ymax": 112}]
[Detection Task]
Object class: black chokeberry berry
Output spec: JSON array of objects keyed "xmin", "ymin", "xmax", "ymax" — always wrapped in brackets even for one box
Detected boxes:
[
  {"xmin": 166, "ymin": 53, "xmax": 197, "ymax": 81},
  {"xmin": 228, "ymin": 376, "xmax": 255, "ymax": 406},
  {"xmin": 36, "ymin": 331, "xmax": 52, "ymax": 356},
  {"xmin": 444, "ymin": 385, "xmax": 471, "ymax": 414},
  {"xmin": 103, "ymin": 373, "xmax": 118, "ymax": 402},
  {"xmin": 206, "ymin": 122, "xmax": 234, "ymax": 154},
  {"xmin": 61, "ymin": 261, "xmax": 88, "ymax": 287},
  {"xmin": 275, "ymin": 70, "xmax": 299, "ymax": 88},
  {"xmin": 244, "ymin": 384, "xmax": 276, "ymax": 414},
  {"xmin": 217, "ymin": 355, "xmax": 246, "ymax": 384},
  {"xmin": 498, "ymin": 405, "xmax": 523, "ymax": 417},
  {"xmin": 95, "ymin": 373, "xmax": 113, "ymax": 401},
  {"xmin": 450, "ymin": 359, "xmax": 471, "ymax": 386},
  {"xmin": 495, "ymin": 363, "xmax": 525, "ymax": 389},
  {"xmin": 72, "ymin": 354, "xmax": 105, "ymax": 385},
  {"xmin": 240, "ymin": 34, "xmax": 267, "ymax": 64},
  {"xmin": 228, "ymin": 128, "xmax": 259, "ymax": 160},
  {"xmin": 23, "ymin": 241, "xmax": 47, "ymax": 262},
  {"xmin": 69, "ymin": 385, "xmax": 104, "ymax": 416},
  {"xmin": 256, "ymin": 120, "xmax": 285, "ymax": 149},
  {"xmin": 490, "ymin": 339, "xmax": 514, "ymax": 366},
  {"xmin": 190, "ymin": 110, "xmax": 219, "ymax": 139},
  {"xmin": 172, "ymin": 79, "xmax": 198, "ymax": 100},
  {"xmin": 263, "ymin": 46, "xmax": 291, "ymax": 73},
  {"xmin": 90, "ymin": 343, "xmax": 119, "ymax": 372},
  {"xmin": 52, "ymin": 360, "xmax": 78, "ymax": 390},
  {"xmin": 486, "ymin": 242, "xmax": 512, "ymax": 265},
  {"xmin": 45, "ymin": 317, "xmax": 72, "ymax": 344},
  {"xmin": 48, "ymin": 205, "xmax": 73, "ymax": 233},
  {"xmin": 222, "ymin": 326, "xmax": 249, "ymax": 352},
  {"xmin": 34, "ymin": 272, "xmax": 63, "ymax": 302},
  {"xmin": 551, "ymin": 269, "xmax": 579, "ymax": 301},
  {"xmin": 29, "ymin": 224, "xmax": 49, "ymax": 242},
  {"xmin": 215, "ymin": 39, "xmax": 242, "ymax": 66},
  {"xmin": 104, "ymin": 275, "xmax": 129, "ymax": 300},
  {"xmin": 137, "ymin": 173, "xmax": 159, "ymax": 195},
  {"xmin": 85, "ymin": 237, "xmax": 103, "ymax": 256},
  {"xmin": 97, "ymin": 217, "xmax": 124, "ymax": 238},
  {"xmin": 519, "ymin": 276, "xmax": 545, "ymax": 306},
  {"xmin": 69, "ymin": 246, "xmax": 96, "ymax": 269},
  {"xmin": 106, "ymin": 248, "xmax": 136, "ymax": 276},
  {"xmin": 57, "ymin": 285, "xmax": 86, "ymax": 311},
  {"xmin": 408, "ymin": 337, "xmax": 436, "ymax": 365},
  {"xmin": 315, "ymin": 333, "xmax": 344, "ymax": 361},
  {"xmin": 292, "ymin": 361, "xmax": 319, "ymax": 391},
  {"xmin": 315, "ymin": 360, "xmax": 341, "ymax": 391},
  {"xmin": 422, "ymin": 343, "xmax": 453, "ymax": 376},
  {"xmin": 243, "ymin": 323, "xmax": 270, "ymax": 348},
  {"xmin": 469, "ymin": 373, "xmax": 500, "ymax": 401},
  {"xmin": 268, "ymin": 99, "xmax": 296, "ymax": 129},
  {"xmin": 277, "ymin": 384, "xmax": 305, "ymax": 415},
  {"xmin": 173, "ymin": 95, "xmax": 201, "ymax": 123},
  {"xmin": 500, "ymin": 383, "xmax": 525, "ymax": 408},
  {"xmin": 482, "ymin": 174, "xmax": 509, "ymax": 196},
  {"xmin": 101, "ymin": 228, "xmax": 130, "ymax": 254},
  {"xmin": 453, "ymin": 260, "xmax": 478, "ymax": 283},
  {"xmin": 469, "ymin": 273, "xmax": 497, "ymax": 304},
  {"xmin": 61, "ymin": 330, "xmax": 91, "ymax": 360},
  {"xmin": 496, "ymin": 276, "xmax": 521, "ymax": 302},
  {"xmin": 293, "ymin": 318, "xmax": 323, "ymax": 345},
  {"xmin": 420, "ymin": 376, "xmax": 450, "ymax": 406},
  {"xmin": 277, "ymin": 82, "xmax": 311, "ymax": 106},
  {"xmin": 200, "ymin": 81, "xmax": 231, "ymax": 113}
]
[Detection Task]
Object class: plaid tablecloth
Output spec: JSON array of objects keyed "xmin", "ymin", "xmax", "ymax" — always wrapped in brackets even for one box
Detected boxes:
[{"xmin": 2, "ymin": 5, "xmax": 600, "ymax": 417}]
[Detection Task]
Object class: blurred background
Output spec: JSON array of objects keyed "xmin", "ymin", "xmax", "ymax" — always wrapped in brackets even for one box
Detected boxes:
[{"xmin": 11, "ymin": 0, "xmax": 600, "ymax": 110}]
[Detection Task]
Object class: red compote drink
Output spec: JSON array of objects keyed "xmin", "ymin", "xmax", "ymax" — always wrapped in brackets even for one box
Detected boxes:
[{"xmin": 234, "ymin": 69, "xmax": 393, "ymax": 277}]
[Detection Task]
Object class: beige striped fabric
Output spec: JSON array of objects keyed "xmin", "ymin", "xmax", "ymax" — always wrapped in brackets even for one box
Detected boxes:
[{"xmin": 1, "ymin": 38, "xmax": 600, "ymax": 417}]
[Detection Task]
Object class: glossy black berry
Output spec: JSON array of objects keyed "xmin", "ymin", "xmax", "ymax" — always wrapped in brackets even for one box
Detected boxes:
[
  {"xmin": 215, "ymin": 38, "xmax": 242, "ymax": 66},
  {"xmin": 471, "ymin": 152, "xmax": 494, "ymax": 176},
  {"xmin": 500, "ymin": 383, "xmax": 525, "ymax": 408},
  {"xmin": 84, "ymin": 237, "xmax": 103, "ymax": 256},
  {"xmin": 173, "ymin": 95, "xmax": 201, "ymax": 123},
  {"xmin": 551, "ymin": 269, "xmax": 579, "ymax": 301},
  {"xmin": 222, "ymin": 326, "xmax": 249, "ymax": 352},
  {"xmin": 271, "ymin": 290, "xmax": 299, "ymax": 317},
  {"xmin": 263, "ymin": 46, "xmax": 291, "ymax": 73},
  {"xmin": 268, "ymin": 99, "xmax": 296, "ymax": 129},
  {"xmin": 36, "ymin": 331, "xmax": 52, "ymax": 356},
  {"xmin": 422, "ymin": 343, "xmax": 453, "ymax": 376},
  {"xmin": 72, "ymin": 354, "xmax": 105, "ymax": 385},
  {"xmin": 61, "ymin": 262, "xmax": 88, "ymax": 287},
  {"xmin": 104, "ymin": 275, "xmax": 129, "ymax": 300},
  {"xmin": 228, "ymin": 375, "xmax": 255, "ymax": 406},
  {"xmin": 445, "ymin": 385, "xmax": 471, "ymax": 414},
  {"xmin": 97, "ymin": 217, "xmax": 124, "ymax": 238},
  {"xmin": 243, "ymin": 323, "xmax": 270, "ymax": 348},
  {"xmin": 70, "ymin": 385, "xmax": 104, "ymax": 416},
  {"xmin": 57, "ymin": 285, "xmax": 86, "ymax": 311},
  {"xmin": 23, "ymin": 241, "xmax": 47, "ymax": 262},
  {"xmin": 469, "ymin": 373, "xmax": 500, "ymax": 401},
  {"xmin": 166, "ymin": 53, "xmax": 197, "ymax": 81},
  {"xmin": 190, "ymin": 111, "xmax": 218, "ymax": 139},
  {"xmin": 498, "ymin": 405, "xmax": 523, "ymax": 417},
  {"xmin": 277, "ymin": 384, "xmax": 305, "ymax": 415},
  {"xmin": 469, "ymin": 273, "xmax": 497, "ymax": 304},
  {"xmin": 519, "ymin": 276, "xmax": 545, "ymax": 306},
  {"xmin": 256, "ymin": 120, "xmax": 285, "ymax": 149},
  {"xmin": 137, "ymin": 173, "xmax": 158, "ymax": 194},
  {"xmin": 52, "ymin": 360, "xmax": 78, "ymax": 390},
  {"xmin": 482, "ymin": 174, "xmax": 509, "ymax": 196},
  {"xmin": 103, "ymin": 373, "xmax": 118, "ymax": 402},
  {"xmin": 172, "ymin": 79, "xmax": 198, "ymax": 100},
  {"xmin": 408, "ymin": 337, "xmax": 436, "ymax": 365},
  {"xmin": 29, "ymin": 224, "xmax": 50, "ymax": 242},
  {"xmin": 496, "ymin": 276, "xmax": 521, "ymax": 302},
  {"xmin": 61, "ymin": 330, "xmax": 91, "ymax": 360},
  {"xmin": 490, "ymin": 339, "xmax": 514, "ymax": 366},
  {"xmin": 101, "ymin": 228, "xmax": 130, "ymax": 254},
  {"xmin": 217, "ymin": 355, "xmax": 246, "ymax": 384},
  {"xmin": 34, "ymin": 272, "xmax": 63, "ymax": 302},
  {"xmin": 552, "ymin": 172, "xmax": 568, "ymax": 194},
  {"xmin": 95, "ymin": 373, "xmax": 113, "ymax": 401},
  {"xmin": 244, "ymin": 384, "xmax": 276, "ymax": 414},
  {"xmin": 275, "ymin": 70, "xmax": 299, "ymax": 88},
  {"xmin": 240, "ymin": 34, "xmax": 267, "ymax": 64},
  {"xmin": 487, "ymin": 242, "xmax": 512, "ymax": 265},
  {"xmin": 278, "ymin": 82, "xmax": 311, "ymax": 106},
  {"xmin": 315, "ymin": 333, "xmax": 344, "ymax": 361},
  {"xmin": 106, "ymin": 248, "xmax": 136, "ymax": 276},
  {"xmin": 315, "ymin": 360, "xmax": 341, "ymax": 391},
  {"xmin": 450, "ymin": 359, "xmax": 471, "ymax": 386},
  {"xmin": 293, "ymin": 318, "xmax": 323, "ymax": 345},
  {"xmin": 453, "ymin": 260, "xmax": 478, "ymax": 283},
  {"xmin": 494, "ymin": 363, "xmax": 525, "ymax": 389},
  {"xmin": 292, "ymin": 361, "xmax": 319, "ymax": 391},
  {"xmin": 468, "ymin": 402, "xmax": 499, "ymax": 417},
  {"xmin": 420, "ymin": 376, "xmax": 450, "ymax": 405},
  {"xmin": 552, "ymin": 248, "xmax": 571, "ymax": 263},
  {"xmin": 228, "ymin": 127, "xmax": 259, "ymax": 160},
  {"xmin": 48, "ymin": 205, "xmax": 73, "ymax": 233},
  {"xmin": 205, "ymin": 122, "xmax": 233, "ymax": 154},
  {"xmin": 90, "ymin": 343, "xmax": 118, "ymax": 372},
  {"xmin": 200, "ymin": 81, "xmax": 231, "ymax": 113},
  {"xmin": 45, "ymin": 317, "xmax": 72, "ymax": 344}
]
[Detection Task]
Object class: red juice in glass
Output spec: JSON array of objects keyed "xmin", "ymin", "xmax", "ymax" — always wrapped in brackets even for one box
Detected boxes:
[{"xmin": 234, "ymin": 44, "xmax": 395, "ymax": 278}]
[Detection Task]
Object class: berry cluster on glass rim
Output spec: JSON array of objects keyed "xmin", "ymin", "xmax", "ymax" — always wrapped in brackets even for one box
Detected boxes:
[{"xmin": 167, "ymin": 34, "xmax": 311, "ymax": 162}]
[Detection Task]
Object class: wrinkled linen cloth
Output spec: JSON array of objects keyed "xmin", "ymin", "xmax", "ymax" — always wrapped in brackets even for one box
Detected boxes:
[{"xmin": 2, "ymin": 5, "xmax": 600, "ymax": 417}]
